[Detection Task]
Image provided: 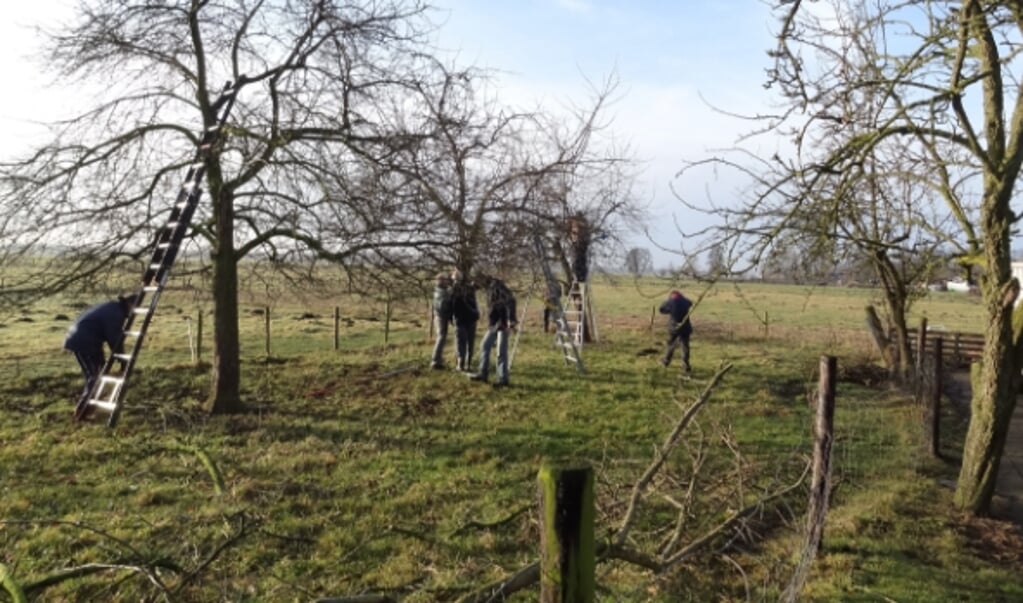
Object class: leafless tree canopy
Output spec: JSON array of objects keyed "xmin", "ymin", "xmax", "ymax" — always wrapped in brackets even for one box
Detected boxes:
[{"xmin": 672, "ymin": 0, "xmax": 1023, "ymax": 515}]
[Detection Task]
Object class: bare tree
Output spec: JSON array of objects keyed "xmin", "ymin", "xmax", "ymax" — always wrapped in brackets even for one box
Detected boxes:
[
  {"xmin": 698, "ymin": 0, "xmax": 1023, "ymax": 515},
  {"xmin": 0, "ymin": 0, "xmax": 442, "ymax": 414},
  {"xmin": 624, "ymin": 247, "xmax": 653, "ymax": 277}
]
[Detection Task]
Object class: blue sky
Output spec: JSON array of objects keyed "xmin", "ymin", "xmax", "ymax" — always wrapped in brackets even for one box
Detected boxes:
[
  {"xmin": 431, "ymin": 1, "xmax": 782, "ymax": 265},
  {"xmin": 0, "ymin": 1, "xmax": 783, "ymax": 268}
]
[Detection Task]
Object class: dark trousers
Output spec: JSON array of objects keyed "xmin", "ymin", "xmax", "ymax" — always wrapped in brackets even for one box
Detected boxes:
[
  {"xmin": 72, "ymin": 349, "xmax": 105, "ymax": 406},
  {"xmin": 455, "ymin": 322, "xmax": 477, "ymax": 370},
  {"xmin": 662, "ymin": 331, "xmax": 691, "ymax": 370}
]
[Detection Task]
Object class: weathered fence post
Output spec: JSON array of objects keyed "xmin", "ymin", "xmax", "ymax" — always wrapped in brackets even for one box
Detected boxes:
[
  {"xmin": 912, "ymin": 317, "xmax": 928, "ymax": 403},
  {"xmin": 930, "ymin": 337, "xmax": 944, "ymax": 458},
  {"xmin": 915, "ymin": 317, "xmax": 928, "ymax": 377},
  {"xmin": 264, "ymin": 306, "xmax": 271, "ymax": 356},
  {"xmin": 185, "ymin": 316, "xmax": 195, "ymax": 363},
  {"xmin": 196, "ymin": 309, "xmax": 203, "ymax": 364},
  {"xmin": 333, "ymin": 306, "xmax": 341, "ymax": 352},
  {"xmin": 782, "ymin": 355, "xmax": 836, "ymax": 602},
  {"xmin": 538, "ymin": 462, "xmax": 595, "ymax": 603},
  {"xmin": 384, "ymin": 295, "xmax": 392, "ymax": 344},
  {"xmin": 649, "ymin": 306, "xmax": 656, "ymax": 332},
  {"xmin": 810, "ymin": 355, "xmax": 836, "ymax": 551}
]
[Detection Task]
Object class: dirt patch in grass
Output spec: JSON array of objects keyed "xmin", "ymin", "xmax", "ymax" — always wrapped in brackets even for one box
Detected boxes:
[{"xmin": 956, "ymin": 514, "xmax": 1023, "ymax": 569}]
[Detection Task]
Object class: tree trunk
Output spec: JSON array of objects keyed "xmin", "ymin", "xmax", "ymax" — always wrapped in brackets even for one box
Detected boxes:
[
  {"xmin": 208, "ymin": 185, "xmax": 244, "ymax": 414},
  {"xmin": 954, "ymin": 314, "xmax": 1016, "ymax": 514},
  {"xmin": 863, "ymin": 305, "xmax": 894, "ymax": 368},
  {"xmin": 954, "ymin": 186, "xmax": 1020, "ymax": 513}
]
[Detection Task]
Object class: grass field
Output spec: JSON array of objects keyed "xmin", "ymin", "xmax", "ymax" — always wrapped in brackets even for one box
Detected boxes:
[{"xmin": 1, "ymin": 276, "xmax": 1020, "ymax": 602}]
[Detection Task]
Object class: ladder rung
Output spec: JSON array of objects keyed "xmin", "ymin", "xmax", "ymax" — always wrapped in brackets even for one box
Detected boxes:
[
  {"xmin": 99, "ymin": 375, "xmax": 124, "ymax": 385},
  {"xmin": 112, "ymin": 353, "xmax": 132, "ymax": 361},
  {"xmin": 142, "ymin": 286, "xmax": 159, "ymax": 292},
  {"xmin": 86, "ymin": 400, "xmax": 118, "ymax": 413},
  {"xmin": 165, "ymin": 221, "xmax": 180, "ymax": 229},
  {"xmin": 133, "ymin": 307, "xmax": 150, "ymax": 315},
  {"xmin": 150, "ymin": 263, "xmax": 164, "ymax": 271},
  {"xmin": 124, "ymin": 331, "xmax": 143, "ymax": 338}
]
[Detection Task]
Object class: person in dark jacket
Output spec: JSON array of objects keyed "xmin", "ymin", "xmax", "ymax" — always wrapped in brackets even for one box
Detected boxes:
[
  {"xmin": 659, "ymin": 289, "xmax": 693, "ymax": 372},
  {"xmin": 542, "ymin": 279, "xmax": 563, "ymax": 334},
  {"xmin": 430, "ymin": 272, "xmax": 454, "ymax": 369},
  {"xmin": 449, "ymin": 269, "xmax": 480, "ymax": 371},
  {"xmin": 470, "ymin": 275, "xmax": 517, "ymax": 387},
  {"xmin": 63, "ymin": 293, "xmax": 137, "ymax": 407}
]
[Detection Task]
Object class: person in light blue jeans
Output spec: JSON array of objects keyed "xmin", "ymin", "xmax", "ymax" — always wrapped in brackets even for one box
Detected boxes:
[{"xmin": 470, "ymin": 275, "xmax": 517, "ymax": 388}]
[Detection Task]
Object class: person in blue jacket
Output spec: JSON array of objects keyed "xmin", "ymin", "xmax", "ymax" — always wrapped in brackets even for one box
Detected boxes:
[
  {"xmin": 64, "ymin": 293, "xmax": 136, "ymax": 406},
  {"xmin": 659, "ymin": 289, "xmax": 693, "ymax": 372}
]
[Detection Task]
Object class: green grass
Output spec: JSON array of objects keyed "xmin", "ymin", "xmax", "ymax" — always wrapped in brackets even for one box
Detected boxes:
[{"xmin": 0, "ymin": 277, "xmax": 1018, "ymax": 601}]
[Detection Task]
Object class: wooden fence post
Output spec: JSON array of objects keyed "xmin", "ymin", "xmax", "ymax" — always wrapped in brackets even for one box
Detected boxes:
[
  {"xmin": 810, "ymin": 355, "xmax": 836, "ymax": 551},
  {"xmin": 185, "ymin": 317, "xmax": 196, "ymax": 363},
  {"xmin": 930, "ymin": 337, "xmax": 944, "ymax": 458},
  {"xmin": 915, "ymin": 317, "xmax": 928, "ymax": 377},
  {"xmin": 264, "ymin": 306, "xmax": 271, "ymax": 356},
  {"xmin": 196, "ymin": 310, "xmax": 203, "ymax": 364},
  {"xmin": 538, "ymin": 462, "xmax": 595, "ymax": 603},
  {"xmin": 782, "ymin": 355, "xmax": 836, "ymax": 602},
  {"xmin": 649, "ymin": 306, "xmax": 656, "ymax": 332},
  {"xmin": 384, "ymin": 296, "xmax": 392, "ymax": 344},
  {"xmin": 333, "ymin": 306, "xmax": 341, "ymax": 352}
]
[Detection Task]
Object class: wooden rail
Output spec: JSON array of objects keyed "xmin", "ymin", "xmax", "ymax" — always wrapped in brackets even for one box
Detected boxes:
[{"xmin": 905, "ymin": 327, "xmax": 983, "ymax": 367}]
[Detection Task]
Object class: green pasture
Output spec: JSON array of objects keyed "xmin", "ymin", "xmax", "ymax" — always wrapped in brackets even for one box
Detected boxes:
[{"xmin": 1, "ymin": 275, "xmax": 1019, "ymax": 602}]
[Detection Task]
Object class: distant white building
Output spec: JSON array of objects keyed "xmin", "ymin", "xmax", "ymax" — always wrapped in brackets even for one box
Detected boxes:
[{"xmin": 1014, "ymin": 261, "xmax": 1023, "ymax": 305}]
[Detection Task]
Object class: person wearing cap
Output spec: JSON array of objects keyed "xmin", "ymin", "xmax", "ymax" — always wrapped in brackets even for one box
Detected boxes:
[
  {"xmin": 430, "ymin": 272, "xmax": 454, "ymax": 369},
  {"xmin": 449, "ymin": 269, "xmax": 480, "ymax": 371},
  {"xmin": 470, "ymin": 275, "xmax": 517, "ymax": 388},
  {"xmin": 63, "ymin": 293, "xmax": 137, "ymax": 407},
  {"xmin": 659, "ymin": 289, "xmax": 693, "ymax": 372}
]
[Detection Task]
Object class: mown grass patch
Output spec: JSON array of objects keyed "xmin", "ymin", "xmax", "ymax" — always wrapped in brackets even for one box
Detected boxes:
[{"xmin": 0, "ymin": 279, "xmax": 1018, "ymax": 601}]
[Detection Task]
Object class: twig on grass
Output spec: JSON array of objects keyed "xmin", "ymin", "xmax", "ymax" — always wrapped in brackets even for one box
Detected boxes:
[
  {"xmin": 449, "ymin": 505, "xmax": 530, "ymax": 537},
  {"xmin": 0, "ymin": 563, "xmax": 28, "ymax": 603},
  {"xmin": 613, "ymin": 362, "xmax": 733, "ymax": 548},
  {"xmin": 172, "ymin": 512, "xmax": 253, "ymax": 595},
  {"xmin": 174, "ymin": 439, "xmax": 226, "ymax": 495}
]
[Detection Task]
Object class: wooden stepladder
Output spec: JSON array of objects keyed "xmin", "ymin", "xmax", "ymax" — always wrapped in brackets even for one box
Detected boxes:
[
  {"xmin": 533, "ymin": 236, "xmax": 585, "ymax": 373},
  {"xmin": 74, "ymin": 82, "xmax": 239, "ymax": 427},
  {"xmin": 563, "ymin": 279, "xmax": 599, "ymax": 346}
]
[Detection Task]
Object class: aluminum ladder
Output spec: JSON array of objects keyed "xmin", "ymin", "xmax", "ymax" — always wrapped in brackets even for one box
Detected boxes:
[
  {"xmin": 74, "ymin": 82, "xmax": 239, "ymax": 426},
  {"xmin": 533, "ymin": 236, "xmax": 584, "ymax": 373}
]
